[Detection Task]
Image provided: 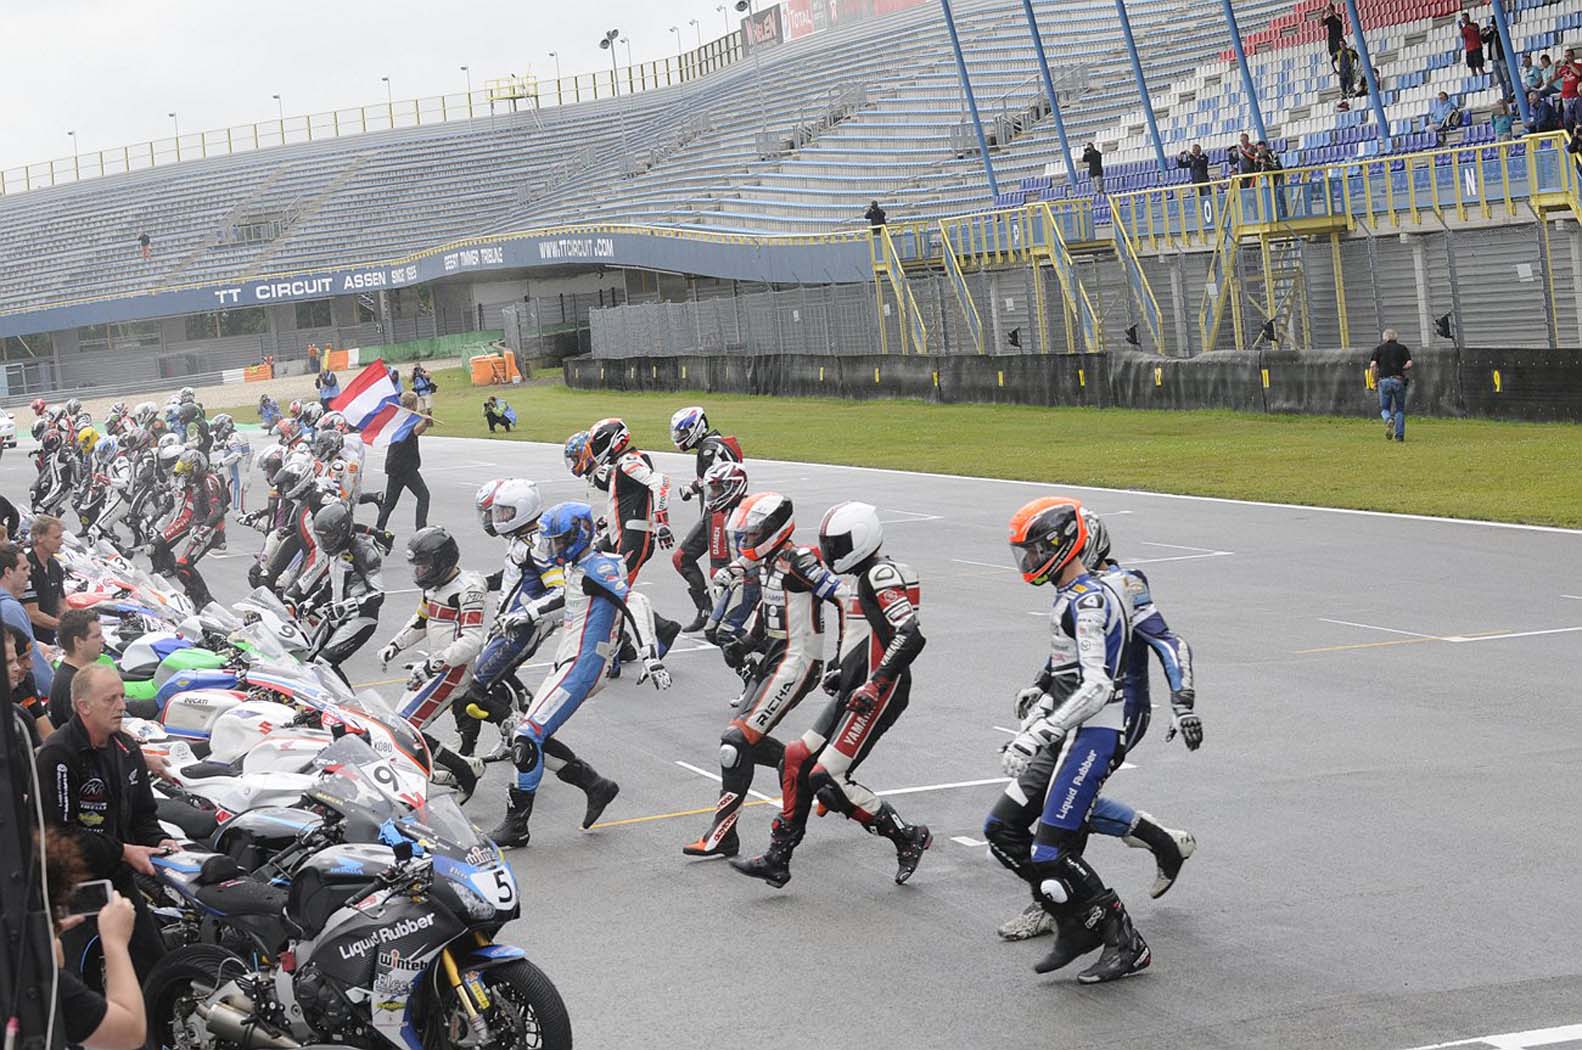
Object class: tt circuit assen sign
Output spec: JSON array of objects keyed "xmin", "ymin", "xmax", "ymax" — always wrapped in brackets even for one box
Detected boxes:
[{"xmin": 211, "ymin": 265, "xmax": 422, "ymax": 306}]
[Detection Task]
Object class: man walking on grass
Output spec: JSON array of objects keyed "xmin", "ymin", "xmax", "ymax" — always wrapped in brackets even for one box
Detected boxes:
[{"xmin": 1370, "ymin": 329, "xmax": 1413, "ymax": 443}]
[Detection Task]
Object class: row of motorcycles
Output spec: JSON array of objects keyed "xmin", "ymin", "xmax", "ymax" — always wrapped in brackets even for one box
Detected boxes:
[{"xmin": 44, "ymin": 524, "xmax": 574, "ymax": 1050}]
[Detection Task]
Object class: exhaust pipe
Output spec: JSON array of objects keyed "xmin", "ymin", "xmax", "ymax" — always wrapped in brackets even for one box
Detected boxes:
[{"xmin": 196, "ymin": 998, "xmax": 301, "ymax": 1049}]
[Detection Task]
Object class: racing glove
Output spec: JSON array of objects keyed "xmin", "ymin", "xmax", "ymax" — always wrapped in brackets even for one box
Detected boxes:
[
  {"xmin": 378, "ymin": 641, "xmax": 401, "ymax": 668},
  {"xmin": 636, "ymin": 647, "xmax": 672, "ymax": 690},
  {"xmin": 720, "ymin": 635, "xmax": 752, "ymax": 670},
  {"xmin": 1014, "ymin": 686, "xmax": 1047, "ymax": 722},
  {"xmin": 1165, "ymin": 688, "xmax": 1203, "ymax": 750},
  {"xmin": 655, "ymin": 523, "xmax": 675, "ymax": 550},
  {"xmin": 821, "ymin": 666, "xmax": 844, "ymax": 696},
  {"xmin": 678, "ymin": 480, "xmax": 698, "ymax": 502},
  {"xmin": 495, "ymin": 608, "xmax": 536, "ymax": 635},
  {"xmin": 1001, "ymin": 718, "xmax": 1066, "ymax": 778},
  {"xmin": 845, "ymin": 680, "xmax": 883, "ymax": 717}
]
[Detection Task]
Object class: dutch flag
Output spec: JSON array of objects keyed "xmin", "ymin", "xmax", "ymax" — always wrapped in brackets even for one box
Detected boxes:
[{"xmin": 331, "ymin": 358, "xmax": 423, "ymax": 448}]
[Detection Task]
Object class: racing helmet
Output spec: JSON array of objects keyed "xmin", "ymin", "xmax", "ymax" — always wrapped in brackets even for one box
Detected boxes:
[
  {"xmin": 275, "ymin": 419, "xmax": 303, "ymax": 446},
  {"xmin": 30, "ymin": 420, "xmax": 46, "ymax": 442},
  {"xmin": 156, "ymin": 443, "xmax": 182, "ymax": 469},
  {"xmin": 311, "ymin": 501, "xmax": 355, "ymax": 556},
  {"xmin": 288, "ymin": 399, "xmax": 304, "ymax": 419},
  {"xmin": 563, "ymin": 431, "xmax": 593, "ymax": 478},
  {"xmin": 93, "ymin": 437, "xmax": 121, "ymax": 468},
  {"xmin": 818, "ymin": 501, "xmax": 884, "ymax": 573},
  {"xmin": 107, "ymin": 401, "xmax": 127, "ymax": 421},
  {"xmin": 587, "ymin": 418, "xmax": 630, "ymax": 466},
  {"xmin": 133, "ymin": 401, "xmax": 158, "ymax": 426},
  {"xmin": 729, "ymin": 492, "xmax": 795, "ymax": 564},
  {"xmin": 210, "ymin": 413, "xmax": 235, "ymax": 441},
  {"xmin": 120, "ymin": 426, "xmax": 149, "ymax": 454},
  {"xmin": 311, "ymin": 429, "xmax": 344, "ymax": 462},
  {"xmin": 319, "ymin": 411, "xmax": 349, "ymax": 434},
  {"xmin": 490, "ymin": 479, "xmax": 545, "ymax": 538},
  {"xmin": 74, "ymin": 412, "xmax": 92, "ymax": 431},
  {"xmin": 669, "ymin": 406, "xmax": 708, "ymax": 451},
  {"xmin": 76, "ymin": 426, "xmax": 100, "ymax": 454},
  {"xmin": 474, "ymin": 479, "xmax": 505, "ymax": 537},
  {"xmin": 702, "ymin": 461, "xmax": 749, "ymax": 513},
  {"xmin": 299, "ymin": 401, "xmax": 324, "ymax": 428},
  {"xmin": 274, "ymin": 459, "xmax": 316, "ymax": 500},
  {"xmin": 1078, "ymin": 507, "xmax": 1113, "ymax": 572},
  {"xmin": 256, "ymin": 445, "xmax": 286, "ymax": 484},
  {"xmin": 178, "ymin": 386, "xmax": 196, "ymax": 405},
  {"xmin": 64, "ymin": 398, "xmax": 81, "ymax": 416},
  {"xmin": 156, "ymin": 432, "xmax": 182, "ymax": 451},
  {"xmin": 173, "ymin": 449, "xmax": 209, "ymax": 480},
  {"xmin": 405, "ymin": 526, "xmax": 461, "ymax": 590},
  {"xmin": 177, "ymin": 402, "xmax": 202, "ymax": 425},
  {"xmin": 1008, "ymin": 496, "xmax": 1087, "ymax": 586},
  {"xmin": 41, "ymin": 431, "xmax": 63, "ymax": 454},
  {"xmin": 29, "ymin": 398, "xmax": 45, "ymax": 416},
  {"xmin": 539, "ymin": 502, "xmax": 594, "ymax": 567}
]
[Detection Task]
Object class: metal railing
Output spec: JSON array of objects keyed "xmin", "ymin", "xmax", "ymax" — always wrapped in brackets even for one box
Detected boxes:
[
  {"xmin": 0, "ymin": 32, "xmax": 744, "ymax": 197},
  {"xmin": 938, "ymin": 222, "xmax": 984, "ymax": 354}
]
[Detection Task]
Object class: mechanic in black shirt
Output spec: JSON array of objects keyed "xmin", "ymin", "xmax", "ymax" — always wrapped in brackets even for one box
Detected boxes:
[
  {"xmin": 1369, "ymin": 328, "xmax": 1414, "ymax": 442},
  {"xmin": 45, "ymin": 833, "xmax": 146, "ymax": 1050},
  {"xmin": 48, "ymin": 608, "xmax": 105, "ymax": 729},
  {"xmin": 22, "ymin": 514, "xmax": 65, "ymax": 644},
  {"xmin": 36, "ymin": 664, "xmax": 176, "ymax": 972}
]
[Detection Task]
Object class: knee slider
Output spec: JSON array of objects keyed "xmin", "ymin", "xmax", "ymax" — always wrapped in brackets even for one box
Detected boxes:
[
  {"xmin": 511, "ymin": 732, "xmax": 542, "ymax": 776},
  {"xmin": 720, "ymin": 726, "xmax": 750, "ymax": 771}
]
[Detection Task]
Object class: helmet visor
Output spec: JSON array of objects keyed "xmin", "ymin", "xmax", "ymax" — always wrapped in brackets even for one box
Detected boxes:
[{"xmin": 1010, "ymin": 537, "xmax": 1061, "ymax": 581}]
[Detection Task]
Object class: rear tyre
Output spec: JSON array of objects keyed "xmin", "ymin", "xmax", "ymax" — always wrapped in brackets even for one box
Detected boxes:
[{"xmin": 142, "ymin": 944, "xmax": 249, "ymax": 1050}]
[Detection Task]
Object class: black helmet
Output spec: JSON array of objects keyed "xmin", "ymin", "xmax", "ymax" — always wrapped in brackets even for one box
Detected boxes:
[
  {"xmin": 406, "ymin": 526, "xmax": 460, "ymax": 590},
  {"xmin": 312, "ymin": 501, "xmax": 355, "ymax": 556},
  {"xmin": 178, "ymin": 402, "xmax": 201, "ymax": 424}
]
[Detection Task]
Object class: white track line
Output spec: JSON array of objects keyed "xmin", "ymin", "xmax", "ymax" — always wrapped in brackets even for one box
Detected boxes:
[
  {"xmin": 1138, "ymin": 541, "xmax": 1224, "ymax": 553},
  {"xmin": 1399, "ymin": 1022, "xmax": 1582, "ymax": 1049},
  {"xmin": 1443, "ymin": 626, "xmax": 1582, "ymax": 643},
  {"xmin": 1123, "ymin": 551, "xmax": 1234, "ymax": 566},
  {"xmin": 951, "ymin": 836, "xmax": 988, "ymax": 847},
  {"xmin": 1318, "ymin": 617, "xmax": 1442, "ymax": 639},
  {"xmin": 674, "ymin": 760, "xmax": 777, "ymax": 803}
]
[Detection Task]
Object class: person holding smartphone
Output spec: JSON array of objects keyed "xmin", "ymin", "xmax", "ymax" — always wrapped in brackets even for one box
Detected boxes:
[
  {"xmin": 46, "ymin": 834, "xmax": 146, "ymax": 1050},
  {"xmin": 36, "ymin": 664, "xmax": 176, "ymax": 972}
]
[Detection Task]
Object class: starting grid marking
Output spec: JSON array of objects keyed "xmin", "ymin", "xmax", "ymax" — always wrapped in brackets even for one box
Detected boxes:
[
  {"xmin": 1299, "ymin": 617, "xmax": 1582, "ymax": 655},
  {"xmin": 1397, "ymin": 1023, "xmax": 1582, "ymax": 1049}
]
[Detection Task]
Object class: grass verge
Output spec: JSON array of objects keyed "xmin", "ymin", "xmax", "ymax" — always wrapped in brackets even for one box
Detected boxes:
[{"xmin": 218, "ymin": 366, "xmax": 1582, "ymax": 528}]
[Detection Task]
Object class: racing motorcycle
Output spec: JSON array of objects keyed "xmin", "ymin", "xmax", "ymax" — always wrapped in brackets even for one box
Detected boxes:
[{"xmin": 143, "ymin": 737, "xmax": 572, "ymax": 1050}]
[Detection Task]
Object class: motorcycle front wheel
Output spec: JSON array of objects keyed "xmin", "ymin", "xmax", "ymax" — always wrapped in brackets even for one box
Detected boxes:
[{"xmin": 437, "ymin": 958, "xmax": 573, "ymax": 1050}]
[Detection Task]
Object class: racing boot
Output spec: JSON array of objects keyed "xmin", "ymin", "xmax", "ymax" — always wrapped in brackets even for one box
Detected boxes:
[
  {"xmin": 554, "ymin": 759, "xmax": 621, "ymax": 829},
  {"xmin": 870, "ymin": 802, "xmax": 931, "ymax": 885},
  {"xmin": 432, "ymin": 745, "xmax": 484, "ymax": 804},
  {"xmin": 681, "ymin": 824, "xmax": 740, "ymax": 859},
  {"xmin": 1075, "ymin": 892, "xmax": 1151, "ymax": 984},
  {"xmin": 997, "ymin": 901, "xmax": 1055, "ymax": 941},
  {"xmin": 656, "ymin": 613, "xmax": 682, "ymax": 655},
  {"xmin": 489, "ymin": 788, "xmax": 535, "ymax": 848},
  {"xmin": 682, "ymin": 590, "xmax": 710, "ymax": 633},
  {"xmin": 1122, "ymin": 811, "xmax": 1197, "ymax": 899},
  {"xmin": 728, "ymin": 818, "xmax": 798, "ymax": 889},
  {"xmin": 1033, "ymin": 899, "xmax": 1104, "ymax": 974}
]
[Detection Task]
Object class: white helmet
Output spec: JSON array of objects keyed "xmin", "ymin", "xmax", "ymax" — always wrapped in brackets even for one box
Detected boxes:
[
  {"xmin": 1078, "ymin": 507, "xmax": 1112, "ymax": 572},
  {"xmin": 475, "ymin": 479, "xmax": 505, "ymax": 537},
  {"xmin": 818, "ymin": 501, "xmax": 884, "ymax": 573},
  {"xmin": 728, "ymin": 492, "xmax": 795, "ymax": 564},
  {"xmin": 490, "ymin": 479, "xmax": 545, "ymax": 537},
  {"xmin": 156, "ymin": 432, "xmax": 181, "ymax": 451},
  {"xmin": 669, "ymin": 406, "xmax": 708, "ymax": 451}
]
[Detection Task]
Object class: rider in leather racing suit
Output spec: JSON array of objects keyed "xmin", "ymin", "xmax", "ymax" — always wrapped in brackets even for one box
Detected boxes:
[
  {"xmin": 457, "ymin": 479, "xmax": 567, "ymax": 760},
  {"xmin": 285, "ymin": 502, "xmax": 385, "ymax": 682},
  {"xmin": 666, "ymin": 406, "xmax": 744, "ymax": 631},
  {"xmin": 733, "ymin": 501, "xmax": 932, "ymax": 888},
  {"xmin": 996, "ymin": 509, "xmax": 1201, "ymax": 940},
  {"xmin": 151, "ymin": 450, "xmax": 227, "ymax": 608},
  {"xmin": 683, "ymin": 493, "xmax": 838, "ymax": 861},
  {"xmin": 982, "ymin": 497, "xmax": 1151, "ymax": 985},
  {"xmin": 489, "ymin": 502, "xmax": 656, "ymax": 848},
  {"xmin": 377, "ymin": 526, "xmax": 487, "ymax": 800}
]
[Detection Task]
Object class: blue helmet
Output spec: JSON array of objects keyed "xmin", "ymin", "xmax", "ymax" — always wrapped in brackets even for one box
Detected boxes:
[
  {"xmin": 669, "ymin": 406, "xmax": 708, "ymax": 451},
  {"xmin": 540, "ymin": 501, "xmax": 594, "ymax": 566},
  {"xmin": 563, "ymin": 430, "xmax": 592, "ymax": 478}
]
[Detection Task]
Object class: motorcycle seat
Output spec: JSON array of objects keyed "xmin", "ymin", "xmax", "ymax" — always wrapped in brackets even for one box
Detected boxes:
[
  {"xmin": 179, "ymin": 759, "xmax": 243, "ymax": 780},
  {"xmin": 192, "ymin": 875, "xmax": 290, "ymax": 919},
  {"xmin": 156, "ymin": 797, "xmax": 219, "ymax": 842}
]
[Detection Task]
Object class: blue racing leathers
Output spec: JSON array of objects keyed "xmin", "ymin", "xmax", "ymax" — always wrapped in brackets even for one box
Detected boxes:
[{"xmin": 511, "ymin": 550, "xmax": 626, "ymax": 792}]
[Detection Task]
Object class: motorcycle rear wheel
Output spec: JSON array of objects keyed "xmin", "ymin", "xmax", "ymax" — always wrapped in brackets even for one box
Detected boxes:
[{"xmin": 143, "ymin": 943, "xmax": 249, "ymax": 1050}]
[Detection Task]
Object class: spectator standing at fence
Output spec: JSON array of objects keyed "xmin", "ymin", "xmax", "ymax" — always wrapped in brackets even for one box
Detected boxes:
[
  {"xmin": 1322, "ymin": 3, "xmax": 1345, "ymax": 69},
  {"xmin": 316, "ymin": 368, "xmax": 340, "ymax": 409},
  {"xmin": 1492, "ymin": 99, "xmax": 1515, "ymax": 141},
  {"xmin": 1236, "ymin": 132, "xmax": 1258, "ymax": 175},
  {"xmin": 1560, "ymin": 50, "xmax": 1582, "ymax": 129},
  {"xmin": 1081, "ymin": 142, "xmax": 1105, "ymax": 194},
  {"xmin": 1428, "ymin": 92, "xmax": 1462, "ymax": 145},
  {"xmin": 1370, "ymin": 329, "xmax": 1412, "ymax": 443},
  {"xmin": 1483, "ymin": 20, "xmax": 1512, "ymax": 101},
  {"xmin": 387, "ymin": 365, "xmax": 402, "ymax": 392},
  {"xmin": 1256, "ymin": 144, "xmax": 1287, "ymax": 219},
  {"xmin": 1459, "ymin": 14, "xmax": 1485, "ymax": 76},
  {"xmin": 411, "ymin": 363, "xmax": 436, "ymax": 412},
  {"xmin": 1521, "ymin": 54, "xmax": 1542, "ymax": 94},
  {"xmin": 374, "ymin": 392, "xmax": 431, "ymax": 532},
  {"xmin": 864, "ymin": 200, "xmax": 887, "ymax": 229},
  {"xmin": 1565, "ymin": 123, "xmax": 1582, "ymax": 175},
  {"xmin": 1178, "ymin": 144, "xmax": 1211, "ymax": 194}
]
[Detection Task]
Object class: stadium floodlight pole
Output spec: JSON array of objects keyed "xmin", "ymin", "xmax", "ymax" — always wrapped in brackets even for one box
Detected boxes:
[
  {"xmin": 461, "ymin": 66, "xmax": 473, "ymax": 118},
  {"xmin": 600, "ymin": 29, "xmax": 621, "ymax": 96},
  {"xmin": 381, "ymin": 76, "xmax": 393, "ymax": 126},
  {"xmin": 1489, "ymin": 0, "xmax": 1531, "ymax": 126},
  {"xmin": 548, "ymin": 50, "xmax": 561, "ymax": 81},
  {"xmin": 940, "ymin": 0, "xmax": 1000, "ymax": 198},
  {"xmin": 1219, "ymin": 0, "xmax": 1269, "ymax": 143},
  {"xmin": 273, "ymin": 93, "xmax": 284, "ymax": 142},
  {"xmin": 169, "ymin": 112, "xmax": 180, "ymax": 162},
  {"xmin": 1114, "ymin": 0, "xmax": 1168, "ymax": 172},
  {"xmin": 1017, "ymin": 0, "xmax": 1080, "ymax": 189},
  {"xmin": 670, "ymin": 25, "xmax": 682, "ymax": 51},
  {"xmin": 717, "ymin": 4, "xmax": 730, "ymax": 33},
  {"xmin": 690, "ymin": 18, "xmax": 702, "ymax": 47},
  {"xmin": 1342, "ymin": 0, "xmax": 1393, "ymax": 152},
  {"xmin": 67, "ymin": 130, "xmax": 78, "ymax": 180}
]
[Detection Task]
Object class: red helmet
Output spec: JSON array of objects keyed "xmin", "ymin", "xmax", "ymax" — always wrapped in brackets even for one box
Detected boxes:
[
  {"xmin": 1008, "ymin": 497, "xmax": 1087, "ymax": 586},
  {"xmin": 275, "ymin": 418, "xmax": 304, "ymax": 446},
  {"xmin": 29, "ymin": 398, "xmax": 46, "ymax": 416},
  {"xmin": 588, "ymin": 418, "xmax": 630, "ymax": 466},
  {"xmin": 728, "ymin": 492, "xmax": 795, "ymax": 563}
]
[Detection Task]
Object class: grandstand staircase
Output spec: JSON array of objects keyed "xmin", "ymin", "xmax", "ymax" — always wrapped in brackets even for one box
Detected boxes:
[
  {"xmin": 245, "ymin": 154, "xmax": 374, "ymax": 271},
  {"xmin": 1239, "ymin": 236, "xmax": 1311, "ymax": 350},
  {"xmin": 158, "ymin": 164, "xmax": 296, "ymax": 283}
]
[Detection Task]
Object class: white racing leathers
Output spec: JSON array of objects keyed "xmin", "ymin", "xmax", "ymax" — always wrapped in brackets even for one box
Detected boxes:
[{"xmin": 387, "ymin": 570, "xmax": 489, "ymax": 731}]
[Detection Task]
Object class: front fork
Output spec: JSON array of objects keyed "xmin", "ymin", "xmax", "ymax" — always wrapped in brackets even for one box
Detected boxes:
[{"xmin": 440, "ymin": 936, "xmax": 495, "ymax": 1043}]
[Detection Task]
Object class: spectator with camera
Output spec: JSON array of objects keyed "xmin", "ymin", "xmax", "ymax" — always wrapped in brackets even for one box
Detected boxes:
[{"xmin": 44, "ymin": 834, "xmax": 146, "ymax": 1050}]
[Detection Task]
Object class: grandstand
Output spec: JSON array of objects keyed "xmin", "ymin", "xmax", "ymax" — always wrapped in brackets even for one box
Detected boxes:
[{"xmin": 2, "ymin": 0, "xmax": 1581, "ymax": 396}]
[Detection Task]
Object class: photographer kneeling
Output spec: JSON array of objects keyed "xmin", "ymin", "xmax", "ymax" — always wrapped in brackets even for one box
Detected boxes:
[{"xmin": 36, "ymin": 663, "xmax": 178, "ymax": 974}]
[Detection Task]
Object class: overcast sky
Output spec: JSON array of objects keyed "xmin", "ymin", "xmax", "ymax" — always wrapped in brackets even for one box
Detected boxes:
[{"xmin": 1, "ymin": 0, "xmax": 741, "ymax": 168}]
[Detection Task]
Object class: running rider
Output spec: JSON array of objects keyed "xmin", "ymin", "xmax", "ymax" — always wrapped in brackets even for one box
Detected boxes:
[{"xmin": 667, "ymin": 406, "xmax": 743, "ymax": 631}]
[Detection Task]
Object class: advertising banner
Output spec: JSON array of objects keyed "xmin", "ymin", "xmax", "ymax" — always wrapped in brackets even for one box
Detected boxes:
[{"xmin": 742, "ymin": 6, "xmax": 784, "ymax": 51}]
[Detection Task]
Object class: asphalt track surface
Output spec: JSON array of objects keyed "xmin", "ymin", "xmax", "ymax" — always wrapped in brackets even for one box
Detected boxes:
[{"xmin": 7, "ymin": 434, "xmax": 1581, "ymax": 1050}]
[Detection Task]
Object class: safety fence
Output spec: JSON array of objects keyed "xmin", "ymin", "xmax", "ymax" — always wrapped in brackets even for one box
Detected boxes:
[{"xmin": 565, "ymin": 345, "xmax": 1582, "ymax": 423}]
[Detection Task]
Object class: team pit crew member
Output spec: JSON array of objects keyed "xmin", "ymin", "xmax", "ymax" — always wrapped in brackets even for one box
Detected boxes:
[
  {"xmin": 732, "ymin": 502, "xmax": 932, "ymax": 888},
  {"xmin": 285, "ymin": 502, "xmax": 386, "ymax": 682},
  {"xmin": 683, "ymin": 493, "xmax": 838, "ymax": 860},
  {"xmin": 997, "ymin": 509, "xmax": 1201, "ymax": 941},
  {"xmin": 377, "ymin": 526, "xmax": 487, "ymax": 801},
  {"xmin": 150, "ymin": 450, "xmax": 226, "ymax": 608},
  {"xmin": 489, "ymin": 502, "xmax": 656, "ymax": 848},
  {"xmin": 667, "ymin": 406, "xmax": 744, "ymax": 631},
  {"xmin": 981, "ymin": 497, "xmax": 1151, "ymax": 984}
]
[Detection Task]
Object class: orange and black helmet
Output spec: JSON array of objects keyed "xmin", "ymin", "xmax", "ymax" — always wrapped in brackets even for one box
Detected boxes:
[{"xmin": 1007, "ymin": 497, "xmax": 1088, "ymax": 586}]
